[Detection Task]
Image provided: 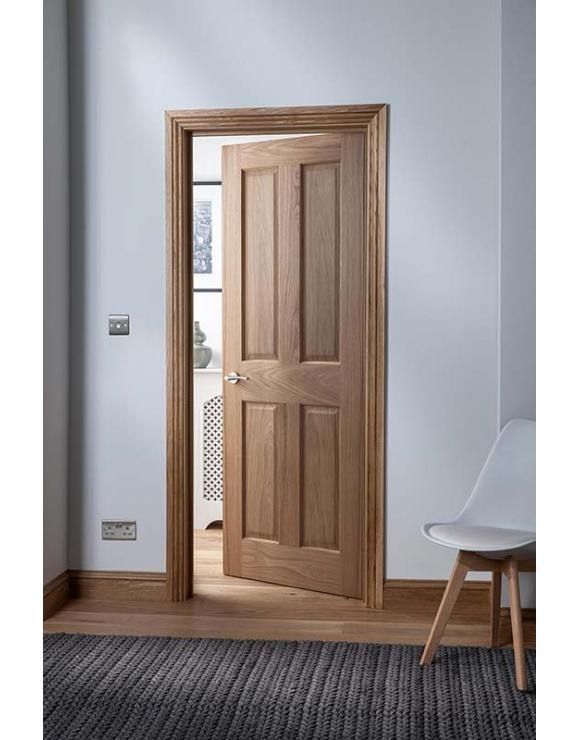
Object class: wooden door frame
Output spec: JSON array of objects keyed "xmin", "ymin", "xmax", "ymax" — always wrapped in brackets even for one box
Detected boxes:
[{"xmin": 166, "ymin": 104, "xmax": 387, "ymax": 607}]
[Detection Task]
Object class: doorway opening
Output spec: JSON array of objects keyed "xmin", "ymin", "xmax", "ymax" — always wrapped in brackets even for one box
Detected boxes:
[
  {"xmin": 192, "ymin": 133, "xmax": 319, "ymax": 537},
  {"xmin": 166, "ymin": 105, "xmax": 387, "ymax": 608}
]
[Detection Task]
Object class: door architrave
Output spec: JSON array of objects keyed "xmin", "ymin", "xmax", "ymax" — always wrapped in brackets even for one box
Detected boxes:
[{"xmin": 166, "ymin": 104, "xmax": 387, "ymax": 607}]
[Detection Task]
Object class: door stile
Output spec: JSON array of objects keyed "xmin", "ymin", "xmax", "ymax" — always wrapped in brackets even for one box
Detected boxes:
[
  {"xmin": 278, "ymin": 163, "xmax": 302, "ymax": 549},
  {"xmin": 222, "ymin": 144, "xmax": 242, "ymax": 574},
  {"xmin": 338, "ymin": 133, "xmax": 366, "ymax": 597}
]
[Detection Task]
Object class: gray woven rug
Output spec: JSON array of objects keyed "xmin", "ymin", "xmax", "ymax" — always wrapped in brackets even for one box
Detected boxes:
[{"xmin": 44, "ymin": 634, "xmax": 535, "ymax": 740}]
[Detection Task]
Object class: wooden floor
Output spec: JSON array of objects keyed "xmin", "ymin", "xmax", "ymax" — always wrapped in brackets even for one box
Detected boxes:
[{"xmin": 45, "ymin": 530, "xmax": 535, "ymax": 647}]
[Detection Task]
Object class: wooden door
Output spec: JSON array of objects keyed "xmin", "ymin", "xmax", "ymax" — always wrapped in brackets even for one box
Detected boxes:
[{"xmin": 222, "ymin": 133, "xmax": 365, "ymax": 598}]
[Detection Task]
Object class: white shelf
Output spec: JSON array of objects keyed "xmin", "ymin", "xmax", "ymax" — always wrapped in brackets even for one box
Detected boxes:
[{"xmin": 194, "ymin": 367, "xmax": 223, "ymax": 373}]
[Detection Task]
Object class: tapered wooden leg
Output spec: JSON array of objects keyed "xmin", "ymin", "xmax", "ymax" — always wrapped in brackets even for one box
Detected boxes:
[
  {"xmin": 490, "ymin": 571, "xmax": 502, "ymax": 647},
  {"xmin": 420, "ymin": 552, "xmax": 469, "ymax": 665},
  {"xmin": 505, "ymin": 557, "xmax": 528, "ymax": 691}
]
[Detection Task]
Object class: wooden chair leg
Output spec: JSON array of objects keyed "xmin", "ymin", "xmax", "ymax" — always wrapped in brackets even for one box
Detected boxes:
[
  {"xmin": 490, "ymin": 571, "xmax": 502, "ymax": 647},
  {"xmin": 505, "ymin": 556, "xmax": 528, "ymax": 691},
  {"xmin": 420, "ymin": 552, "xmax": 469, "ymax": 666}
]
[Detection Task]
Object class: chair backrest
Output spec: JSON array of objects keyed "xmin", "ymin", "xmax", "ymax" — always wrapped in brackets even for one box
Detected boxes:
[{"xmin": 456, "ymin": 419, "xmax": 536, "ymax": 531}]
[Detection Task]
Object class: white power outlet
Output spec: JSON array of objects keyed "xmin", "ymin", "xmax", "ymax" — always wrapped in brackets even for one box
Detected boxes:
[{"xmin": 102, "ymin": 521, "xmax": 137, "ymax": 540}]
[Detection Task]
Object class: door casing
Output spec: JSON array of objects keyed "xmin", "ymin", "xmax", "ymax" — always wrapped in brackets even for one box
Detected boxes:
[{"xmin": 166, "ymin": 104, "xmax": 387, "ymax": 607}]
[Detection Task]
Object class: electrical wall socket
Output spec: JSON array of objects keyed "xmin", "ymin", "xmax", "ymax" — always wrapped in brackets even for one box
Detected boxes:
[{"xmin": 102, "ymin": 520, "xmax": 136, "ymax": 540}]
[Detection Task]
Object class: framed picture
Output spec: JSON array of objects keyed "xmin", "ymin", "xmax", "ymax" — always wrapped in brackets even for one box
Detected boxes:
[{"xmin": 193, "ymin": 182, "xmax": 222, "ymax": 290}]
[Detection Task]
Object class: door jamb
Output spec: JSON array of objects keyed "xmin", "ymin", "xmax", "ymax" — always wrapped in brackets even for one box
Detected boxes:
[{"xmin": 166, "ymin": 104, "xmax": 387, "ymax": 607}]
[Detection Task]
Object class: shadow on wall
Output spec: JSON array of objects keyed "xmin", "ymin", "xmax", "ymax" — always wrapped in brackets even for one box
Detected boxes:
[{"xmin": 67, "ymin": 0, "xmax": 88, "ymax": 568}]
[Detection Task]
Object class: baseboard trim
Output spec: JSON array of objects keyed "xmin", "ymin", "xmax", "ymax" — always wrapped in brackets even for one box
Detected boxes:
[
  {"xmin": 69, "ymin": 570, "xmax": 167, "ymax": 601},
  {"xmin": 383, "ymin": 579, "xmax": 535, "ymax": 623},
  {"xmin": 44, "ymin": 571, "xmax": 70, "ymax": 619},
  {"xmin": 384, "ymin": 578, "xmax": 490, "ymax": 591},
  {"xmin": 383, "ymin": 578, "xmax": 490, "ymax": 613},
  {"xmin": 501, "ymin": 606, "xmax": 536, "ymax": 620}
]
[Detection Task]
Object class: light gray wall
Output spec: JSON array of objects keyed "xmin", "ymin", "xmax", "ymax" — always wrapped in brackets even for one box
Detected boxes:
[
  {"xmin": 44, "ymin": 0, "xmax": 69, "ymax": 584},
  {"xmin": 500, "ymin": 0, "xmax": 536, "ymax": 606},
  {"xmin": 68, "ymin": 0, "xmax": 503, "ymax": 580},
  {"xmin": 500, "ymin": 0, "xmax": 536, "ymax": 425}
]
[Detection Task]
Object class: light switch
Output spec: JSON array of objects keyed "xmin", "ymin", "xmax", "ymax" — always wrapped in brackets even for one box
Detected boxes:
[{"xmin": 109, "ymin": 314, "xmax": 130, "ymax": 335}]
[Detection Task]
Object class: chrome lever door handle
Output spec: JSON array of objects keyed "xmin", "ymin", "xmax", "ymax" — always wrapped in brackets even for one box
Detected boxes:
[{"xmin": 224, "ymin": 371, "xmax": 249, "ymax": 385}]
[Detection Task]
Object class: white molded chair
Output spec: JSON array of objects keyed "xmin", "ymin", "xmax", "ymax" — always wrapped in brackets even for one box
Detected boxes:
[{"xmin": 420, "ymin": 419, "xmax": 536, "ymax": 691}]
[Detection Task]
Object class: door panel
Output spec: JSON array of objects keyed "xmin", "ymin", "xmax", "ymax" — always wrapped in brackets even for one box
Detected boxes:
[
  {"xmin": 301, "ymin": 406, "xmax": 340, "ymax": 550},
  {"xmin": 242, "ymin": 402, "xmax": 280, "ymax": 541},
  {"xmin": 223, "ymin": 133, "xmax": 365, "ymax": 598},
  {"xmin": 301, "ymin": 162, "xmax": 341, "ymax": 362},
  {"xmin": 242, "ymin": 168, "xmax": 278, "ymax": 360}
]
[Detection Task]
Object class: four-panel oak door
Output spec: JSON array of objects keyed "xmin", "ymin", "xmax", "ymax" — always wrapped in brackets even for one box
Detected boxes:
[{"xmin": 222, "ymin": 134, "xmax": 365, "ymax": 598}]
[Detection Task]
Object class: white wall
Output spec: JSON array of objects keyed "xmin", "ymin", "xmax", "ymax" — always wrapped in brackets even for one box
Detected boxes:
[
  {"xmin": 44, "ymin": 0, "xmax": 69, "ymax": 584},
  {"xmin": 500, "ymin": 0, "xmax": 536, "ymax": 605},
  {"xmin": 68, "ymin": 0, "xmax": 506, "ymax": 580},
  {"xmin": 500, "ymin": 0, "xmax": 536, "ymax": 425}
]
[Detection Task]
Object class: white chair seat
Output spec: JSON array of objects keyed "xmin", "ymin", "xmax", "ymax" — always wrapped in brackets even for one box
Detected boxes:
[{"xmin": 422, "ymin": 523, "xmax": 536, "ymax": 553}]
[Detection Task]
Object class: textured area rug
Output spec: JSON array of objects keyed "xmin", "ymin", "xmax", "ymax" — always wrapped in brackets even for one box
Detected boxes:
[{"xmin": 44, "ymin": 634, "xmax": 535, "ymax": 740}]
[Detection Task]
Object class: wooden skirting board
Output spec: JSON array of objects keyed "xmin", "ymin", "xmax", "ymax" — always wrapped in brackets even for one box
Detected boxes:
[
  {"xmin": 384, "ymin": 578, "xmax": 489, "ymax": 610},
  {"xmin": 48, "ymin": 573, "xmax": 491, "ymax": 608},
  {"xmin": 68, "ymin": 570, "xmax": 167, "ymax": 601},
  {"xmin": 384, "ymin": 579, "xmax": 535, "ymax": 620},
  {"xmin": 43, "ymin": 571, "xmax": 70, "ymax": 619}
]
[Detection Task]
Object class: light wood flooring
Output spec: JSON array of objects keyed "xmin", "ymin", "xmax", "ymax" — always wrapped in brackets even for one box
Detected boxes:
[{"xmin": 44, "ymin": 530, "xmax": 535, "ymax": 647}]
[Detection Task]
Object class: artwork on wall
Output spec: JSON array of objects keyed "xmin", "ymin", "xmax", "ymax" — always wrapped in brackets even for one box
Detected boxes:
[{"xmin": 193, "ymin": 182, "xmax": 222, "ymax": 291}]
